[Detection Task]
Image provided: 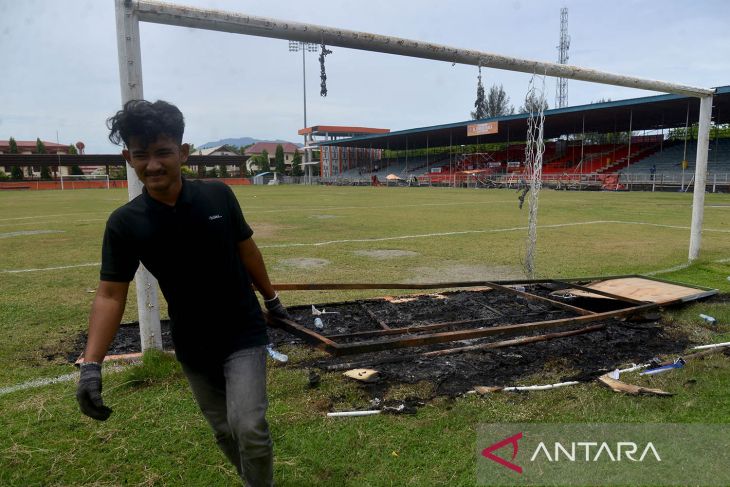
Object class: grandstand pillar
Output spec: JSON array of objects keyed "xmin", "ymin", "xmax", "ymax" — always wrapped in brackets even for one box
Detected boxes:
[
  {"xmin": 115, "ymin": 0, "xmax": 163, "ymax": 352},
  {"xmin": 688, "ymin": 95, "xmax": 713, "ymax": 261}
]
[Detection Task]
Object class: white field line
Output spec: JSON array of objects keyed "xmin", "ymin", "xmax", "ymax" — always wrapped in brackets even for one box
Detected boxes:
[
  {"xmin": 0, "ymin": 212, "xmax": 105, "ymax": 222},
  {"xmin": 0, "ymin": 218, "xmax": 108, "ymax": 228},
  {"xmin": 2, "ymin": 220, "xmax": 728, "ymax": 273},
  {"xmin": 258, "ymin": 220, "xmax": 730, "ymax": 249},
  {"xmin": 0, "ymin": 230, "xmax": 65, "ymax": 239},
  {"xmin": 0, "ymin": 365, "xmax": 127, "ymax": 397},
  {"xmin": 1, "ymin": 262, "xmax": 99, "ymax": 274},
  {"xmin": 247, "ymin": 200, "xmax": 521, "ymax": 213},
  {"xmin": 646, "ymin": 255, "xmax": 730, "ymax": 275}
]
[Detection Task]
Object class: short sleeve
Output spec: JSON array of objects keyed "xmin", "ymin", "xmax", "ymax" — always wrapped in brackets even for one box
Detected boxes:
[
  {"xmin": 100, "ymin": 218, "xmax": 139, "ymax": 282},
  {"xmin": 224, "ymin": 184, "xmax": 254, "ymax": 242}
]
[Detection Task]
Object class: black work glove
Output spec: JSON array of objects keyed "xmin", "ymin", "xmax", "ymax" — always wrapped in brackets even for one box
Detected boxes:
[
  {"xmin": 264, "ymin": 293, "xmax": 291, "ymax": 321},
  {"xmin": 76, "ymin": 362, "xmax": 113, "ymax": 421}
]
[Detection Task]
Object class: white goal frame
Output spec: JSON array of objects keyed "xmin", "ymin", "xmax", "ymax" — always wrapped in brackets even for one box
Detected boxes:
[
  {"xmin": 59, "ymin": 173, "xmax": 110, "ymax": 190},
  {"xmin": 115, "ymin": 0, "xmax": 715, "ymax": 351}
]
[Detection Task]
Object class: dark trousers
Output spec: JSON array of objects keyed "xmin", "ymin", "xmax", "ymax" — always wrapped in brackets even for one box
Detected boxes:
[{"xmin": 183, "ymin": 346, "xmax": 273, "ymax": 486}]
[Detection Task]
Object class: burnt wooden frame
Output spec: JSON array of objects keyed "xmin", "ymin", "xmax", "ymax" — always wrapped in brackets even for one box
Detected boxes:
[{"xmin": 267, "ymin": 275, "xmax": 716, "ymax": 357}]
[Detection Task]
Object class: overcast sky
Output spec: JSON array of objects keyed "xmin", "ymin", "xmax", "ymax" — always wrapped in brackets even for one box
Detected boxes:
[{"xmin": 1, "ymin": 0, "xmax": 729, "ymax": 153}]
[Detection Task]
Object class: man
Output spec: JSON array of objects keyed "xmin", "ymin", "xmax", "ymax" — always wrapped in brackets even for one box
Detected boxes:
[{"xmin": 76, "ymin": 99, "xmax": 287, "ymax": 486}]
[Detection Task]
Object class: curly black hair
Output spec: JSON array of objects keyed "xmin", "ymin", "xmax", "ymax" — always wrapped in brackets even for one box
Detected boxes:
[{"xmin": 107, "ymin": 99, "xmax": 185, "ymax": 148}]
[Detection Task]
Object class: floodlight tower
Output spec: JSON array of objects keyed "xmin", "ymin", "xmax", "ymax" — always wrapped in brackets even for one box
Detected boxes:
[
  {"xmin": 555, "ymin": 7, "xmax": 570, "ymax": 108},
  {"xmin": 289, "ymin": 40, "xmax": 318, "ymax": 182}
]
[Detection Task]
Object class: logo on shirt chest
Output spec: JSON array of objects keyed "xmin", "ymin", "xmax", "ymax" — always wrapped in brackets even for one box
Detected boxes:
[{"xmin": 208, "ymin": 214, "xmax": 223, "ymax": 221}]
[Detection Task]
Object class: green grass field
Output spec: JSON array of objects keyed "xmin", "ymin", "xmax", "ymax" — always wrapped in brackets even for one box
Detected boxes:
[{"xmin": 1, "ymin": 186, "xmax": 729, "ymax": 486}]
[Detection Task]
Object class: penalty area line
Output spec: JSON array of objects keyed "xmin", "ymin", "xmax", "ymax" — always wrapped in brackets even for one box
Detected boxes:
[
  {"xmin": 0, "ymin": 365, "xmax": 127, "ymax": 397},
  {"xmin": 257, "ymin": 220, "xmax": 729, "ymax": 249},
  {"xmin": 2, "ymin": 262, "xmax": 100, "ymax": 274}
]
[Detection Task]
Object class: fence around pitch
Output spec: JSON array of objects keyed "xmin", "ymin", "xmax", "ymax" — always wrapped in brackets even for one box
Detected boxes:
[{"xmin": 0, "ymin": 177, "xmax": 254, "ymax": 191}]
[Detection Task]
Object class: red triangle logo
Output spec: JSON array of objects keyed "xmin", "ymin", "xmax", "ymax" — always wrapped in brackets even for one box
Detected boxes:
[{"xmin": 481, "ymin": 432, "xmax": 523, "ymax": 474}]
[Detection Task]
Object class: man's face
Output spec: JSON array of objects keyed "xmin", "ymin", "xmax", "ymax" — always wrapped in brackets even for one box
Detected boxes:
[{"xmin": 122, "ymin": 135, "xmax": 189, "ymax": 194}]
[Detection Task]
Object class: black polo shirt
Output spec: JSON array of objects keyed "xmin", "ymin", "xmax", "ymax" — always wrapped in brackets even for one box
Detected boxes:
[{"xmin": 100, "ymin": 178, "xmax": 267, "ymax": 368}]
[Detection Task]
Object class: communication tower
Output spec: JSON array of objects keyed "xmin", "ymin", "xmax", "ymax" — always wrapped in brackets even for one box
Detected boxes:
[{"xmin": 555, "ymin": 7, "xmax": 570, "ymax": 108}]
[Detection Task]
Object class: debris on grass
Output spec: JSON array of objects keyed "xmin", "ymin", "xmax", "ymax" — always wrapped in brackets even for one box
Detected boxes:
[
  {"xmin": 266, "ymin": 344, "xmax": 288, "ymax": 363},
  {"xmin": 597, "ymin": 374, "xmax": 673, "ymax": 397},
  {"xmin": 692, "ymin": 341, "xmax": 730, "ymax": 351},
  {"xmin": 343, "ymin": 368, "xmax": 379, "ymax": 383},
  {"xmin": 327, "ymin": 410, "xmax": 381, "ymax": 417},
  {"xmin": 472, "ymin": 381, "xmax": 581, "ymax": 394},
  {"xmin": 311, "ymin": 305, "xmax": 339, "ymax": 316},
  {"xmin": 307, "ymin": 370, "xmax": 321, "ymax": 388},
  {"xmin": 699, "ymin": 313, "xmax": 717, "ymax": 325},
  {"xmin": 640, "ymin": 358, "xmax": 686, "ymax": 375}
]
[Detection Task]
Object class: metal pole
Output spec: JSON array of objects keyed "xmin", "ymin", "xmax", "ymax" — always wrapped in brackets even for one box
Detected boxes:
[
  {"xmin": 133, "ymin": 0, "xmax": 713, "ymax": 98},
  {"xmin": 688, "ymin": 96, "xmax": 713, "ymax": 261},
  {"xmin": 302, "ymin": 47, "xmax": 310, "ymax": 184},
  {"xmin": 426, "ymin": 135, "xmax": 430, "ymax": 186},
  {"xmin": 580, "ymin": 115, "xmax": 585, "ymax": 184},
  {"xmin": 115, "ymin": 0, "xmax": 162, "ymax": 351},
  {"xmin": 302, "ymin": 48, "xmax": 307, "ymax": 130},
  {"xmin": 627, "ymin": 109, "xmax": 632, "ymax": 168}
]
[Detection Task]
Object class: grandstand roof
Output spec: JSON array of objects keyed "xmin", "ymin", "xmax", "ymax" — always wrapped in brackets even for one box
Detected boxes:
[
  {"xmin": 298, "ymin": 125, "xmax": 390, "ymax": 137},
  {"xmin": 317, "ymin": 85, "xmax": 730, "ymax": 150}
]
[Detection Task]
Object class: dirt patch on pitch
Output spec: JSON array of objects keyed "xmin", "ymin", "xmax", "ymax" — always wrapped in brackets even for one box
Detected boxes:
[
  {"xmin": 251, "ymin": 222, "xmax": 290, "ymax": 239},
  {"xmin": 279, "ymin": 258, "xmax": 331, "ymax": 269},
  {"xmin": 354, "ymin": 249, "xmax": 419, "ymax": 259},
  {"xmin": 406, "ymin": 263, "xmax": 523, "ymax": 283},
  {"xmin": 309, "ymin": 214, "xmax": 339, "ymax": 219}
]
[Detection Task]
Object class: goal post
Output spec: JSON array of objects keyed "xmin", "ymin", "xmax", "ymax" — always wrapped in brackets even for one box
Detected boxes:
[
  {"xmin": 115, "ymin": 0, "xmax": 716, "ymax": 352},
  {"xmin": 59, "ymin": 173, "xmax": 110, "ymax": 190}
]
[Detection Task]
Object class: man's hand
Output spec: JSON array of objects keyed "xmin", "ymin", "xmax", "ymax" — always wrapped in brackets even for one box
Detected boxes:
[
  {"xmin": 264, "ymin": 293, "xmax": 290, "ymax": 321},
  {"xmin": 76, "ymin": 362, "xmax": 113, "ymax": 421}
]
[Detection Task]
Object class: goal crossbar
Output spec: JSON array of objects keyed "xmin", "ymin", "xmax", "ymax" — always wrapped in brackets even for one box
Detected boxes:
[{"xmin": 133, "ymin": 0, "xmax": 713, "ymax": 98}]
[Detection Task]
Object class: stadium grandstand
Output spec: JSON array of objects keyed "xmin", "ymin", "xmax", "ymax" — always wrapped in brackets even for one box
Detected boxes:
[
  {"xmin": 313, "ymin": 85, "xmax": 730, "ymax": 191},
  {"xmin": 3, "ymin": 88, "xmax": 729, "ymax": 192}
]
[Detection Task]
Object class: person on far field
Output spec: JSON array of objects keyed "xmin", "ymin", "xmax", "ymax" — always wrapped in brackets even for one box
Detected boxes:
[{"xmin": 76, "ymin": 99, "xmax": 287, "ymax": 486}]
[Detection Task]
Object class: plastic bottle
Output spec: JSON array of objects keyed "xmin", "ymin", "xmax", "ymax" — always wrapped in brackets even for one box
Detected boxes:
[
  {"xmin": 314, "ymin": 317, "xmax": 324, "ymax": 329},
  {"xmin": 699, "ymin": 314, "xmax": 716, "ymax": 325},
  {"xmin": 265, "ymin": 344, "xmax": 288, "ymax": 363}
]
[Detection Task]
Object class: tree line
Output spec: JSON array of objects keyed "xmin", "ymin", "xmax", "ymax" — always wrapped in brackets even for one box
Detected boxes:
[
  {"xmin": 1, "ymin": 137, "xmax": 84, "ymax": 180},
  {"xmin": 471, "ymin": 82, "xmax": 548, "ymax": 120}
]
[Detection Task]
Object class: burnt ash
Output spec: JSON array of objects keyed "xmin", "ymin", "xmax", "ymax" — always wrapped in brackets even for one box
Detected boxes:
[
  {"xmin": 67, "ymin": 288, "xmax": 711, "ymax": 400},
  {"xmin": 269, "ymin": 288, "xmax": 693, "ymax": 397}
]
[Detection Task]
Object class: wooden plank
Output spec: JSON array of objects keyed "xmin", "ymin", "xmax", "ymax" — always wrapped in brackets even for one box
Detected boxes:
[
  {"xmin": 360, "ymin": 303, "xmax": 390, "ymax": 330},
  {"xmin": 276, "ymin": 280, "xmax": 594, "ymax": 316},
  {"xmin": 334, "ymin": 303, "xmax": 658, "ymax": 355},
  {"xmin": 273, "ymin": 281, "xmax": 516, "ymax": 291},
  {"xmin": 551, "ymin": 280, "xmax": 646, "ymax": 305},
  {"xmin": 482, "ymin": 281, "xmax": 595, "ymax": 316},
  {"xmin": 272, "ymin": 275, "xmax": 714, "ymax": 293},
  {"xmin": 324, "ymin": 324, "xmax": 607, "ymax": 371},
  {"xmin": 325, "ymin": 317, "xmax": 498, "ymax": 340},
  {"xmin": 267, "ymin": 315, "xmax": 340, "ymax": 355},
  {"xmin": 573, "ymin": 277, "xmax": 713, "ymax": 304},
  {"xmin": 420, "ymin": 324, "xmax": 607, "ymax": 357}
]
